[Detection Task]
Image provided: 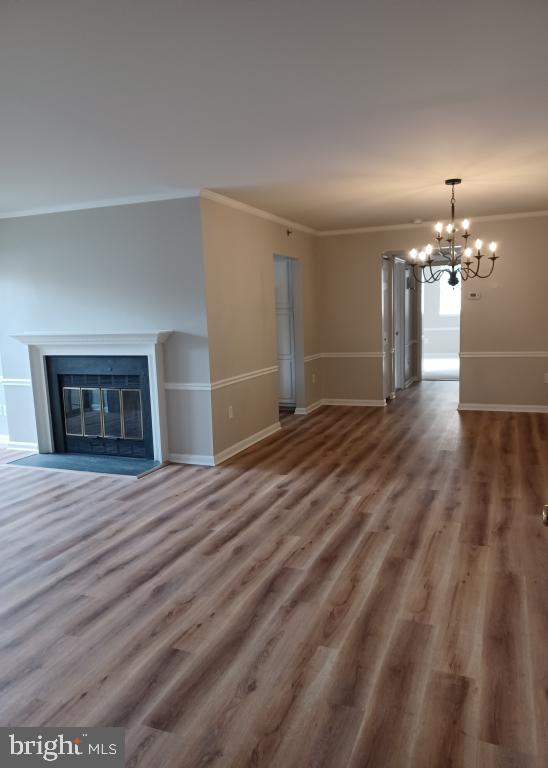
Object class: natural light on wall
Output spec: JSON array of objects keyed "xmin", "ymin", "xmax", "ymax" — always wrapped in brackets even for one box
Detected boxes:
[{"xmin": 439, "ymin": 279, "xmax": 461, "ymax": 316}]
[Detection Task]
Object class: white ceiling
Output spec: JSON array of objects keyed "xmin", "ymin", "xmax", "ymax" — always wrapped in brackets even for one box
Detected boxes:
[{"xmin": 1, "ymin": 0, "xmax": 548, "ymax": 230}]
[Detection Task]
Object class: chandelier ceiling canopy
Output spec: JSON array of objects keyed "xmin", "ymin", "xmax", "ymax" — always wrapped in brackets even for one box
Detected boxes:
[{"xmin": 407, "ymin": 179, "xmax": 499, "ymax": 287}]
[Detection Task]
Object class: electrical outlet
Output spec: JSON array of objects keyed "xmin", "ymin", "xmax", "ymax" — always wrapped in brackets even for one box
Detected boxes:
[
  {"xmin": 467, "ymin": 290, "xmax": 481, "ymax": 300},
  {"xmin": 312, "ymin": 373, "xmax": 316, "ymax": 385},
  {"xmin": 228, "ymin": 405, "xmax": 234, "ymax": 419}
]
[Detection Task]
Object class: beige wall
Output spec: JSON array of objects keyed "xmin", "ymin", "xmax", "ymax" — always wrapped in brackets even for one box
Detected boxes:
[
  {"xmin": 318, "ymin": 234, "xmax": 384, "ymax": 353},
  {"xmin": 317, "ymin": 231, "xmax": 393, "ymax": 402},
  {"xmin": 200, "ymin": 196, "xmax": 320, "ymax": 454},
  {"xmin": 317, "ymin": 213, "xmax": 548, "ymax": 409},
  {"xmin": 459, "ymin": 214, "xmax": 548, "ymax": 406}
]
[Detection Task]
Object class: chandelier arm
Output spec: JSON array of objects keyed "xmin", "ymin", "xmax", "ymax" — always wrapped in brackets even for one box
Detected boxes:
[
  {"xmin": 412, "ymin": 265, "xmax": 436, "ymax": 284},
  {"xmin": 460, "ymin": 265, "xmax": 472, "ymax": 281},
  {"xmin": 474, "ymin": 257, "xmax": 497, "ymax": 279},
  {"xmin": 463, "ymin": 262, "xmax": 480, "ymax": 278},
  {"xmin": 426, "ymin": 263, "xmax": 446, "ymax": 281},
  {"xmin": 461, "ymin": 253, "xmax": 483, "ymax": 278}
]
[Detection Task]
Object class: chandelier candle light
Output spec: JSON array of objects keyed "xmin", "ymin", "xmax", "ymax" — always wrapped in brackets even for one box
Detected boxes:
[{"xmin": 407, "ymin": 179, "xmax": 499, "ymax": 287}]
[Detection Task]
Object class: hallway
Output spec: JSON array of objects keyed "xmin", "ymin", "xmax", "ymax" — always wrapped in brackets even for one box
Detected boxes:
[{"xmin": 0, "ymin": 381, "xmax": 546, "ymax": 767}]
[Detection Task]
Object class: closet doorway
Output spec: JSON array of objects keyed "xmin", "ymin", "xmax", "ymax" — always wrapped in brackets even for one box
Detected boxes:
[{"xmin": 274, "ymin": 255, "xmax": 296, "ymax": 411}]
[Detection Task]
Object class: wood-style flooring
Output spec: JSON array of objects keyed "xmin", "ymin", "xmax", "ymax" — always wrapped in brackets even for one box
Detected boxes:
[{"xmin": 0, "ymin": 381, "xmax": 547, "ymax": 767}]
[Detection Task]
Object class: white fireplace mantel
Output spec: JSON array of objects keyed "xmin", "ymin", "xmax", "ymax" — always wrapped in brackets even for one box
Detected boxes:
[{"xmin": 13, "ymin": 331, "xmax": 172, "ymax": 462}]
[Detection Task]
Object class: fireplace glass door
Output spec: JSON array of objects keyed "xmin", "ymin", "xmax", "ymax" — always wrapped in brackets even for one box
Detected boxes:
[{"xmin": 62, "ymin": 387, "xmax": 144, "ymax": 442}]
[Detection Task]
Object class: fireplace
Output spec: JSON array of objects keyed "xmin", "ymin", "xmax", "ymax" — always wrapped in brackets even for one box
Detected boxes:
[
  {"xmin": 13, "ymin": 332, "xmax": 171, "ymax": 463},
  {"xmin": 46, "ymin": 356, "xmax": 154, "ymax": 458}
]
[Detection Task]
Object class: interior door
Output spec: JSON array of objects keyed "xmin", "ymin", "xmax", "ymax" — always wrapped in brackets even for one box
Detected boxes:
[
  {"xmin": 274, "ymin": 256, "xmax": 296, "ymax": 406},
  {"xmin": 394, "ymin": 259, "xmax": 406, "ymax": 391}
]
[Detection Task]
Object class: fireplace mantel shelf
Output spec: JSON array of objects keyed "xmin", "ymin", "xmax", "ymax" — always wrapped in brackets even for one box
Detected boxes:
[{"xmin": 12, "ymin": 332, "xmax": 172, "ymax": 346}]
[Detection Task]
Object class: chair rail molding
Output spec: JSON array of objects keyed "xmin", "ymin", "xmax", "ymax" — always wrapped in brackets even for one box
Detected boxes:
[
  {"xmin": 460, "ymin": 351, "xmax": 548, "ymax": 358},
  {"xmin": 304, "ymin": 352, "xmax": 385, "ymax": 361},
  {"xmin": 164, "ymin": 365, "xmax": 279, "ymax": 392},
  {"xmin": 12, "ymin": 331, "xmax": 172, "ymax": 462},
  {"xmin": 0, "ymin": 377, "xmax": 32, "ymax": 386}
]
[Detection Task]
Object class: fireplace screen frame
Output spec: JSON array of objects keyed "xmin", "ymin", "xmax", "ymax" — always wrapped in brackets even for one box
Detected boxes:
[
  {"xmin": 46, "ymin": 355, "xmax": 154, "ymax": 459},
  {"xmin": 61, "ymin": 385, "xmax": 145, "ymax": 441}
]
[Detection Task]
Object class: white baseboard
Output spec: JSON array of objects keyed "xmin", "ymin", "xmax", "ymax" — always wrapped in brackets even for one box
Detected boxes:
[
  {"xmin": 323, "ymin": 398, "xmax": 387, "ymax": 407},
  {"xmin": 295, "ymin": 400, "xmax": 323, "ymax": 415},
  {"xmin": 170, "ymin": 398, "xmax": 393, "ymax": 467},
  {"xmin": 296, "ymin": 398, "xmax": 386, "ymax": 412},
  {"xmin": 168, "ymin": 453, "xmax": 215, "ymax": 466},
  {"xmin": 458, "ymin": 402, "xmax": 548, "ymax": 414},
  {"xmin": 214, "ymin": 422, "xmax": 282, "ymax": 465},
  {"xmin": 168, "ymin": 422, "xmax": 283, "ymax": 467}
]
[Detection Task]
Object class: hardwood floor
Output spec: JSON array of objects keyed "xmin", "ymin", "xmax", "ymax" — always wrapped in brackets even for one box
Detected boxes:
[{"xmin": 0, "ymin": 381, "xmax": 547, "ymax": 767}]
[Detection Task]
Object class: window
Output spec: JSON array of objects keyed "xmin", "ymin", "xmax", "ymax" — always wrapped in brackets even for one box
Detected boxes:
[{"xmin": 439, "ymin": 279, "xmax": 461, "ymax": 316}]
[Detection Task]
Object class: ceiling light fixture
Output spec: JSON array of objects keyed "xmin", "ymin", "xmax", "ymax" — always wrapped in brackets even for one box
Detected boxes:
[{"xmin": 407, "ymin": 179, "xmax": 499, "ymax": 287}]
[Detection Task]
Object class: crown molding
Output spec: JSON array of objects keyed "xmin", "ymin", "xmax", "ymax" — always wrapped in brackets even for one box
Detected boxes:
[
  {"xmin": 200, "ymin": 189, "xmax": 316, "ymax": 235},
  {"xmin": 201, "ymin": 192, "xmax": 548, "ymax": 237},
  {"xmin": 0, "ymin": 191, "xmax": 200, "ymax": 220},
  {"xmin": 316, "ymin": 209, "xmax": 548, "ymax": 237},
  {"xmin": 318, "ymin": 220, "xmax": 435, "ymax": 237},
  {"xmin": 1, "ymin": 186, "xmax": 546, "ymax": 235}
]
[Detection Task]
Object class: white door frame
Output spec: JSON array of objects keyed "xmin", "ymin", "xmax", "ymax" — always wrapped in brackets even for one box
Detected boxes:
[
  {"xmin": 382, "ymin": 252, "xmax": 421, "ymax": 398},
  {"xmin": 274, "ymin": 255, "xmax": 296, "ymax": 407},
  {"xmin": 393, "ymin": 258, "xmax": 406, "ymax": 391}
]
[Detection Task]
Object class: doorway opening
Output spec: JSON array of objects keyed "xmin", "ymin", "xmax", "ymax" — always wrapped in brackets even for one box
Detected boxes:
[
  {"xmin": 274, "ymin": 255, "xmax": 296, "ymax": 413},
  {"xmin": 421, "ymin": 277, "xmax": 461, "ymax": 380},
  {"xmin": 382, "ymin": 254, "xmax": 420, "ymax": 400}
]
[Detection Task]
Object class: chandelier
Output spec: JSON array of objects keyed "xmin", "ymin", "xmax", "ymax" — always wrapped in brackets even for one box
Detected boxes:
[{"xmin": 407, "ymin": 179, "xmax": 499, "ymax": 286}]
